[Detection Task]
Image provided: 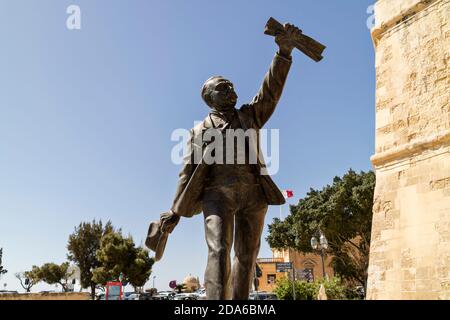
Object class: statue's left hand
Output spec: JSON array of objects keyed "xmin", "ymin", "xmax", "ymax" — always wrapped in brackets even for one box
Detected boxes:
[
  {"xmin": 275, "ymin": 23, "xmax": 302, "ymax": 57},
  {"xmin": 160, "ymin": 210, "xmax": 180, "ymax": 234}
]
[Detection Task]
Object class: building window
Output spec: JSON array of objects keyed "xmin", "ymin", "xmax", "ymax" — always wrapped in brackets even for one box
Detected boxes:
[
  {"xmin": 298, "ymin": 268, "xmax": 314, "ymax": 282},
  {"xmin": 267, "ymin": 274, "xmax": 276, "ymax": 284}
]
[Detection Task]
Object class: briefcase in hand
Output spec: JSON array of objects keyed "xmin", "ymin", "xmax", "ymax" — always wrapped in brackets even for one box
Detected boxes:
[{"xmin": 145, "ymin": 211, "xmax": 180, "ymax": 261}]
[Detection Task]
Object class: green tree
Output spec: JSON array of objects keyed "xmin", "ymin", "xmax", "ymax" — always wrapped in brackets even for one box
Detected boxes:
[
  {"xmin": 0, "ymin": 248, "xmax": 7, "ymax": 278},
  {"xmin": 314, "ymin": 277, "xmax": 347, "ymax": 300},
  {"xmin": 67, "ymin": 220, "xmax": 114, "ymax": 299},
  {"xmin": 34, "ymin": 262, "xmax": 73, "ymax": 292},
  {"xmin": 273, "ymin": 277, "xmax": 315, "ymax": 300},
  {"xmin": 15, "ymin": 268, "xmax": 40, "ymax": 293},
  {"xmin": 267, "ymin": 169, "xmax": 375, "ymax": 292},
  {"xmin": 126, "ymin": 246, "xmax": 155, "ymax": 291},
  {"xmin": 273, "ymin": 277, "xmax": 347, "ymax": 300},
  {"xmin": 175, "ymin": 283, "xmax": 186, "ymax": 293},
  {"xmin": 92, "ymin": 231, "xmax": 154, "ymax": 292}
]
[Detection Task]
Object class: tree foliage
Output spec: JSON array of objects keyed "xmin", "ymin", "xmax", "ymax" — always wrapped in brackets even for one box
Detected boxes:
[
  {"xmin": 33, "ymin": 262, "xmax": 73, "ymax": 292},
  {"xmin": 126, "ymin": 246, "xmax": 155, "ymax": 290},
  {"xmin": 267, "ymin": 169, "xmax": 375, "ymax": 291},
  {"xmin": 67, "ymin": 220, "xmax": 154, "ymax": 297},
  {"xmin": 15, "ymin": 269, "xmax": 40, "ymax": 293},
  {"xmin": 273, "ymin": 276, "xmax": 347, "ymax": 300},
  {"xmin": 67, "ymin": 220, "xmax": 114, "ymax": 298},
  {"xmin": 175, "ymin": 283, "xmax": 187, "ymax": 293},
  {"xmin": 92, "ymin": 231, "xmax": 154, "ymax": 292}
]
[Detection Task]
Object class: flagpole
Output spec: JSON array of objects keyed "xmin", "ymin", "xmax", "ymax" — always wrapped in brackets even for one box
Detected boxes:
[{"xmin": 279, "ymin": 205, "xmax": 283, "ymax": 220}]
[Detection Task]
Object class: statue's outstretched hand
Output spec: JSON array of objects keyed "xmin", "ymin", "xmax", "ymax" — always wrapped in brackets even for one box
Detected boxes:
[{"xmin": 275, "ymin": 23, "xmax": 302, "ymax": 57}]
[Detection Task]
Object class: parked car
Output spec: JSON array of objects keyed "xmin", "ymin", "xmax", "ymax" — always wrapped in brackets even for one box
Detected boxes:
[
  {"xmin": 96, "ymin": 293, "xmax": 106, "ymax": 300},
  {"xmin": 138, "ymin": 292, "xmax": 154, "ymax": 300},
  {"xmin": 123, "ymin": 292, "xmax": 133, "ymax": 300},
  {"xmin": 249, "ymin": 292, "xmax": 278, "ymax": 300},
  {"xmin": 195, "ymin": 288, "xmax": 207, "ymax": 300},
  {"xmin": 152, "ymin": 294, "xmax": 172, "ymax": 300},
  {"xmin": 124, "ymin": 293, "xmax": 140, "ymax": 300},
  {"xmin": 173, "ymin": 293, "xmax": 198, "ymax": 300},
  {"xmin": 158, "ymin": 290, "xmax": 176, "ymax": 295},
  {"xmin": 154, "ymin": 291, "xmax": 176, "ymax": 300}
]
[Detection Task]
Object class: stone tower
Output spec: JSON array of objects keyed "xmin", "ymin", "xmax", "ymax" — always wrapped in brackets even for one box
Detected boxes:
[{"xmin": 367, "ymin": 0, "xmax": 450, "ymax": 299}]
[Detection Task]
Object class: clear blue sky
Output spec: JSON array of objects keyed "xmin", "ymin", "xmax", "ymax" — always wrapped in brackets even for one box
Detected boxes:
[{"xmin": 0, "ymin": 0, "xmax": 375, "ymax": 292}]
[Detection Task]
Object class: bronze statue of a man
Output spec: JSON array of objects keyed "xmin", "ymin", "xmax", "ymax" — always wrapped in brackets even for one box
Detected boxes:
[{"xmin": 147, "ymin": 23, "xmax": 302, "ymax": 300}]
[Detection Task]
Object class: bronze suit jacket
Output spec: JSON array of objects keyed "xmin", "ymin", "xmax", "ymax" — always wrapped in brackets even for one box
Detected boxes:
[{"xmin": 171, "ymin": 53, "xmax": 292, "ymax": 218}]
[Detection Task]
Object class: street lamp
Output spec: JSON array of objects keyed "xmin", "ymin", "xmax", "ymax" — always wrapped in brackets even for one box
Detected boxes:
[
  {"xmin": 311, "ymin": 231, "xmax": 328, "ymax": 279},
  {"xmin": 153, "ymin": 276, "xmax": 156, "ymax": 289}
]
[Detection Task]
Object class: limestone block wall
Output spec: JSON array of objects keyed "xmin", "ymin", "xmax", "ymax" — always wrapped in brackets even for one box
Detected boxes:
[
  {"xmin": 367, "ymin": 0, "xmax": 450, "ymax": 299},
  {"xmin": 0, "ymin": 292, "xmax": 91, "ymax": 300}
]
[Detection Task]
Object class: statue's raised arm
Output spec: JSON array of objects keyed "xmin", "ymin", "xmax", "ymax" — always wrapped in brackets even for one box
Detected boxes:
[{"xmin": 240, "ymin": 22, "xmax": 302, "ymax": 128}]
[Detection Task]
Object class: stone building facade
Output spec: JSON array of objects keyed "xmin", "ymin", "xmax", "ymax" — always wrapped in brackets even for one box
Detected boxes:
[
  {"xmin": 256, "ymin": 249, "xmax": 334, "ymax": 293},
  {"xmin": 367, "ymin": 0, "xmax": 450, "ymax": 299}
]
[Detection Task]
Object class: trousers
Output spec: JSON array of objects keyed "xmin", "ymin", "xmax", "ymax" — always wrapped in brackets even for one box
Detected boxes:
[{"xmin": 202, "ymin": 182, "xmax": 268, "ymax": 300}]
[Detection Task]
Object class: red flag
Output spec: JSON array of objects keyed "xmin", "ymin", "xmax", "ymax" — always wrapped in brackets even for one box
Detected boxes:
[{"xmin": 282, "ymin": 190, "xmax": 294, "ymax": 199}]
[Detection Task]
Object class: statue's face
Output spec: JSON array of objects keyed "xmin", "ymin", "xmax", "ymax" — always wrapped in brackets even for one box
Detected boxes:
[{"xmin": 207, "ymin": 78, "xmax": 238, "ymax": 111}]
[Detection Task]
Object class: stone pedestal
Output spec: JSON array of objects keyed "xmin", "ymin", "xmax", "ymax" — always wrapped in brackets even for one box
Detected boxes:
[{"xmin": 367, "ymin": 0, "xmax": 450, "ymax": 299}]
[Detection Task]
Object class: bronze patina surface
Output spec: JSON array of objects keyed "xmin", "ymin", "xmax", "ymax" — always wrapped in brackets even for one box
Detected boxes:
[{"xmin": 146, "ymin": 19, "xmax": 324, "ymax": 300}]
